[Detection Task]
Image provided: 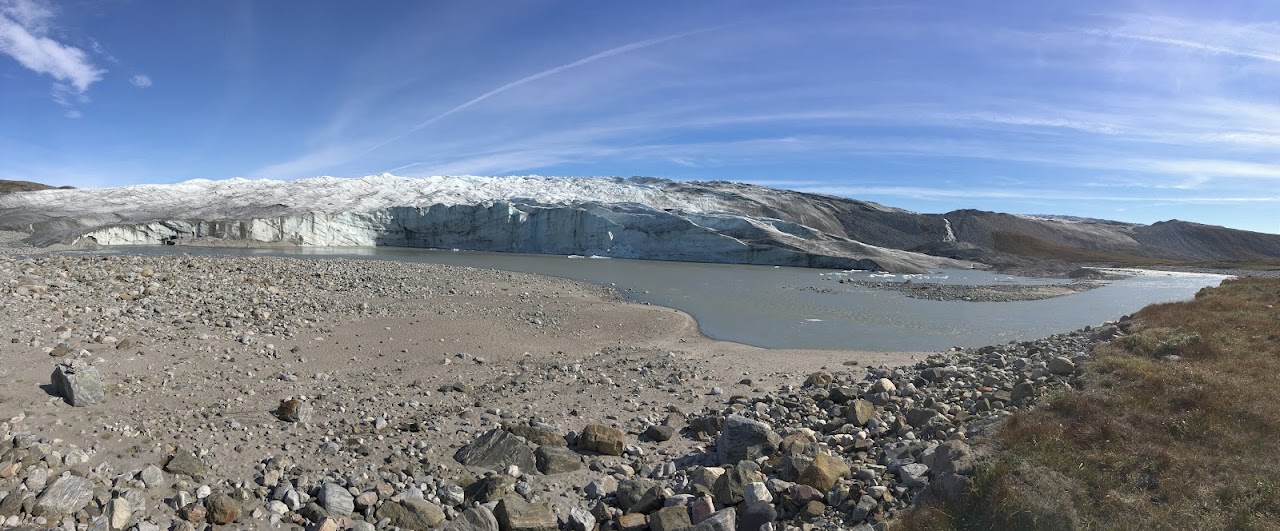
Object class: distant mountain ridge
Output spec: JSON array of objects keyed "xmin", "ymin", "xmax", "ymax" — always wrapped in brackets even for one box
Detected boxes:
[
  {"xmin": 0, "ymin": 175, "xmax": 1275, "ymax": 272},
  {"xmin": 0, "ymin": 179, "xmax": 72, "ymax": 194}
]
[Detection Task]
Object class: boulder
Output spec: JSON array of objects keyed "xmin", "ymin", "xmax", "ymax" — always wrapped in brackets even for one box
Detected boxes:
[
  {"xmin": 317, "ymin": 482, "xmax": 354, "ymax": 516},
  {"xmin": 738, "ymin": 501, "xmax": 776, "ymax": 531},
  {"xmin": 694, "ymin": 508, "xmax": 736, "ymax": 531},
  {"xmin": 376, "ymin": 498, "xmax": 446, "ymax": 529},
  {"xmin": 205, "ymin": 493, "xmax": 241, "ymax": 525},
  {"xmin": 870, "ymin": 378, "xmax": 897, "ymax": 394},
  {"xmin": 1011, "ymin": 381, "xmax": 1036, "ymax": 404},
  {"xmin": 495, "ymin": 497, "xmax": 557, "ymax": 531},
  {"xmin": 804, "ymin": 372, "xmax": 833, "ymax": 387},
  {"xmin": 163, "ymin": 448, "xmax": 205, "ymax": 478},
  {"xmin": 617, "ymin": 512, "xmax": 647, "ymax": 531},
  {"xmin": 534, "ymin": 445, "xmax": 582, "ymax": 475},
  {"xmin": 276, "ymin": 399, "xmax": 312, "ymax": 422},
  {"xmin": 506, "ymin": 424, "xmax": 566, "ymax": 447},
  {"xmin": 649, "ymin": 505, "xmax": 691, "ymax": 531},
  {"xmin": 465, "ymin": 474, "xmax": 516, "ymax": 504},
  {"xmin": 644, "ymin": 424, "xmax": 677, "ymax": 442},
  {"xmin": 924, "ymin": 440, "xmax": 976, "ymax": 476},
  {"xmin": 34, "ymin": 475, "xmax": 94, "ymax": 516},
  {"xmin": 846, "ymin": 399, "xmax": 875, "ymax": 426},
  {"xmin": 453, "ymin": 428, "xmax": 537, "ymax": 471},
  {"xmin": 578, "ymin": 424, "xmax": 626, "ymax": 456},
  {"xmin": 713, "ymin": 461, "xmax": 764, "ymax": 507},
  {"xmin": 568, "ymin": 507, "xmax": 596, "ymax": 531},
  {"xmin": 51, "ymin": 360, "xmax": 104, "ymax": 406},
  {"xmin": 616, "ymin": 479, "xmax": 661, "ymax": 512},
  {"xmin": 444, "ymin": 505, "xmax": 500, "ymax": 531},
  {"xmin": 897, "ymin": 463, "xmax": 930, "ymax": 488},
  {"xmin": 1048, "ymin": 356, "xmax": 1076, "ymax": 376},
  {"xmin": 797, "ymin": 454, "xmax": 850, "ymax": 492},
  {"xmin": 716, "ymin": 415, "xmax": 780, "ymax": 464}
]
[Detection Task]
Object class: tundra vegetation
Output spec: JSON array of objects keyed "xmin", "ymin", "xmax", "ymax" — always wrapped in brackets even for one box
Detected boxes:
[{"xmin": 902, "ymin": 277, "xmax": 1280, "ymax": 530}]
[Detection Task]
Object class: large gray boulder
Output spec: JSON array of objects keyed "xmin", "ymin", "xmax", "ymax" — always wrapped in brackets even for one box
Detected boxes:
[
  {"xmin": 34, "ymin": 475, "xmax": 94, "ymax": 516},
  {"xmin": 453, "ymin": 428, "xmax": 536, "ymax": 471},
  {"xmin": 317, "ymin": 482, "xmax": 354, "ymax": 516},
  {"xmin": 716, "ymin": 415, "xmax": 780, "ymax": 464},
  {"xmin": 51, "ymin": 360, "xmax": 103, "ymax": 406}
]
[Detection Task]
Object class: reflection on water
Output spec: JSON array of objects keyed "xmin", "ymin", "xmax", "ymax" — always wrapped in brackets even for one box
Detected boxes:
[{"xmin": 90, "ymin": 246, "xmax": 1228, "ymax": 351}]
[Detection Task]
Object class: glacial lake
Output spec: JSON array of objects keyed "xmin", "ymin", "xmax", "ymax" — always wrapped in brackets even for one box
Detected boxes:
[{"xmin": 92, "ymin": 246, "xmax": 1228, "ymax": 351}]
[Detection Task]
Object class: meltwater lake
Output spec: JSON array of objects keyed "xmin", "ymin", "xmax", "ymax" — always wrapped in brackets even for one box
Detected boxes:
[{"xmin": 97, "ymin": 246, "xmax": 1229, "ymax": 351}]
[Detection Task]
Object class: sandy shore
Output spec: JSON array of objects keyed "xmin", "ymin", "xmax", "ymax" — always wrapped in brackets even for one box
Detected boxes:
[{"xmin": 1, "ymin": 250, "xmax": 930, "ymax": 529}]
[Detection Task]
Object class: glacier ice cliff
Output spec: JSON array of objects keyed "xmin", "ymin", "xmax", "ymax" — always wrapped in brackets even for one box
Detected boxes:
[{"xmin": 0, "ymin": 175, "xmax": 977, "ymax": 273}]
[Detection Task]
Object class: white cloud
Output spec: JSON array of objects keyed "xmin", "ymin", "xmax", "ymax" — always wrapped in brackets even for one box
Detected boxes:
[
  {"xmin": 1, "ymin": 0, "xmax": 50, "ymax": 29},
  {"xmin": 795, "ymin": 185, "xmax": 1280, "ymax": 205},
  {"xmin": 1091, "ymin": 15, "xmax": 1280, "ymax": 65},
  {"xmin": 63, "ymin": 109, "xmax": 79, "ymax": 119},
  {"xmin": 0, "ymin": 0, "xmax": 104, "ymax": 98},
  {"xmin": 129, "ymin": 74, "xmax": 152, "ymax": 88}
]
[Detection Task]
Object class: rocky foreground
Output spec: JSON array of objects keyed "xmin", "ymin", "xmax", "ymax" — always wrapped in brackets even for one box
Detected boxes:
[{"xmin": 0, "ymin": 250, "xmax": 1123, "ymax": 531}]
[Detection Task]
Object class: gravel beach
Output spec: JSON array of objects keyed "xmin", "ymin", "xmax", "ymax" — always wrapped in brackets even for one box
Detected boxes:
[
  {"xmin": 0, "ymin": 246, "xmax": 957, "ymax": 529},
  {"xmin": 0, "ymin": 241, "xmax": 1128, "ymax": 531}
]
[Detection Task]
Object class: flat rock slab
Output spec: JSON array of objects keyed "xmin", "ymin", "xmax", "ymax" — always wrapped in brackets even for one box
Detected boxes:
[
  {"xmin": 453, "ymin": 428, "xmax": 536, "ymax": 471},
  {"xmin": 495, "ymin": 497, "xmax": 557, "ymax": 531},
  {"xmin": 443, "ymin": 505, "xmax": 500, "ymax": 531},
  {"xmin": 164, "ymin": 448, "xmax": 205, "ymax": 478},
  {"xmin": 506, "ymin": 424, "xmax": 566, "ymax": 447},
  {"xmin": 376, "ymin": 498, "xmax": 445, "ymax": 529}
]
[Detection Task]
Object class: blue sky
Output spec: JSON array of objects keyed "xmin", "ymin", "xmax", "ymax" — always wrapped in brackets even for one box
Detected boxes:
[{"xmin": 2, "ymin": 1, "xmax": 1280, "ymax": 233}]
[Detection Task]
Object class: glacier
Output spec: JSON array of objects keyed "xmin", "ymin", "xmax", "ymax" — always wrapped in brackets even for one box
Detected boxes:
[{"xmin": 0, "ymin": 174, "xmax": 976, "ymax": 273}]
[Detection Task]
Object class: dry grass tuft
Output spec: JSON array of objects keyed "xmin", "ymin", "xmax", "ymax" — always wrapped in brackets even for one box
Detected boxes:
[{"xmin": 899, "ymin": 277, "xmax": 1280, "ymax": 530}]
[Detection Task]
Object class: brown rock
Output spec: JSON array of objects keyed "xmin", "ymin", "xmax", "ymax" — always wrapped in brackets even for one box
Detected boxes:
[
  {"xmin": 617, "ymin": 512, "xmax": 648, "ymax": 531},
  {"xmin": 205, "ymin": 493, "xmax": 241, "ymax": 525},
  {"xmin": 506, "ymin": 424, "xmax": 567, "ymax": 447},
  {"xmin": 377, "ymin": 498, "xmax": 446, "ymax": 529},
  {"xmin": 495, "ymin": 497, "xmax": 557, "ymax": 531},
  {"xmin": 847, "ymin": 399, "xmax": 875, "ymax": 426},
  {"xmin": 648, "ymin": 505, "xmax": 691, "ymax": 531},
  {"xmin": 797, "ymin": 454, "xmax": 851, "ymax": 492},
  {"xmin": 178, "ymin": 502, "xmax": 206, "ymax": 523},
  {"xmin": 276, "ymin": 399, "xmax": 312, "ymax": 423},
  {"xmin": 578, "ymin": 424, "xmax": 626, "ymax": 456}
]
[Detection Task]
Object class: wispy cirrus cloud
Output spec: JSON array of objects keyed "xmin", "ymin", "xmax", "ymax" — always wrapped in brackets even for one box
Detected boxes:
[
  {"xmin": 257, "ymin": 26, "xmax": 725, "ymax": 179},
  {"xmin": 129, "ymin": 74, "xmax": 151, "ymax": 88},
  {"xmin": 1088, "ymin": 14, "xmax": 1280, "ymax": 64},
  {"xmin": 796, "ymin": 185, "xmax": 1280, "ymax": 205},
  {"xmin": 0, "ymin": 0, "xmax": 105, "ymax": 105},
  {"xmin": 239, "ymin": 5, "xmax": 1280, "ymax": 231}
]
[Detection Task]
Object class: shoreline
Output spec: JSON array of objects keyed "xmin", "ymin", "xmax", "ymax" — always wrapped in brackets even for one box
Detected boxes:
[
  {"xmin": 0, "ymin": 251, "xmax": 933, "ymax": 529},
  {"xmin": 0, "ymin": 237, "xmax": 1221, "ymax": 529}
]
